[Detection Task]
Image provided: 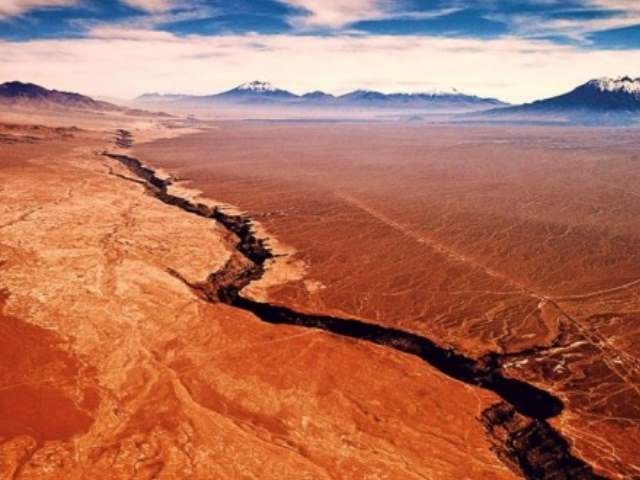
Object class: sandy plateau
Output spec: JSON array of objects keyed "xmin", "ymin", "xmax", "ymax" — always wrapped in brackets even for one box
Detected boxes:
[{"xmin": 1, "ymin": 115, "xmax": 638, "ymax": 479}]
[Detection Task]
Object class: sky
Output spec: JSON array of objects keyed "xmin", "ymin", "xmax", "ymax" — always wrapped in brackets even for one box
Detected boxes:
[{"xmin": 1, "ymin": 0, "xmax": 640, "ymax": 103}]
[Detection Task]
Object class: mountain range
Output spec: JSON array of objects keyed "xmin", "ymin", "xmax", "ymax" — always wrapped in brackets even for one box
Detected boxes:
[
  {"xmin": 3, "ymin": 78, "xmax": 640, "ymax": 123},
  {"xmin": 136, "ymin": 80, "xmax": 507, "ymax": 111}
]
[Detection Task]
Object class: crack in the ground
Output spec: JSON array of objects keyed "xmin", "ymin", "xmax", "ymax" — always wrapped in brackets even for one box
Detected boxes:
[{"xmin": 102, "ymin": 140, "xmax": 607, "ymax": 479}]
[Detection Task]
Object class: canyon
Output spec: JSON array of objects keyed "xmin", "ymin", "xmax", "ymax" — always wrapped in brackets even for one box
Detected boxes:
[{"xmin": 0, "ymin": 119, "xmax": 638, "ymax": 478}]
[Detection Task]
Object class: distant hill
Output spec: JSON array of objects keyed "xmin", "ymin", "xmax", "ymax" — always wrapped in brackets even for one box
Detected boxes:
[
  {"xmin": 135, "ymin": 80, "xmax": 507, "ymax": 112},
  {"xmin": 482, "ymin": 77, "xmax": 640, "ymax": 123},
  {"xmin": 0, "ymin": 81, "xmax": 169, "ymax": 117},
  {"xmin": 335, "ymin": 89, "xmax": 505, "ymax": 109},
  {"xmin": 302, "ymin": 91, "xmax": 336, "ymax": 102},
  {"xmin": 135, "ymin": 93, "xmax": 190, "ymax": 104}
]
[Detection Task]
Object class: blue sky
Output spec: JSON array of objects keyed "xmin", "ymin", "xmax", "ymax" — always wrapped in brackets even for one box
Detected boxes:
[
  {"xmin": 1, "ymin": 0, "xmax": 639, "ymax": 101},
  {"xmin": 2, "ymin": 0, "xmax": 639, "ymax": 45}
]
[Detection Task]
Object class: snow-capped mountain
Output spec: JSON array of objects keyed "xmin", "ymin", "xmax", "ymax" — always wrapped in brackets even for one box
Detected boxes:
[
  {"xmin": 527, "ymin": 76, "xmax": 640, "ymax": 111},
  {"xmin": 489, "ymin": 76, "xmax": 640, "ymax": 116},
  {"xmin": 589, "ymin": 76, "xmax": 640, "ymax": 96},
  {"xmin": 213, "ymin": 81, "xmax": 298, "ymax": 103},
  {"xmin": 234, "ymin": 81, "xmax": 280, "ymax": 93}
]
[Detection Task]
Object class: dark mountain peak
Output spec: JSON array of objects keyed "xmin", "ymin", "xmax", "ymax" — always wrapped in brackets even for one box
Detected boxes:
[
  {"xmin": 1, "ymin": 80, "xmax": 169, "ymax": 117},
  {"xmin": 0, "ymin": 80, "xmax": 108, "ymax": 110},
  {"xmin": 302, "ymin": 90, "xmax": 335, "ymax": 100},
  {"xmin": 336, "ymin": 88, "xmax": 505, "ymax": 108},
  {"xmin": 340, "ymin": 90, "xmax": 390, "ymax": 101},
  {"xmin": 1, "ymin": 81, "xmax": 85, "ymax": 101},
  {"xmin": 0, "ymin": 81, "xmax": 47, "ymax": 96}
]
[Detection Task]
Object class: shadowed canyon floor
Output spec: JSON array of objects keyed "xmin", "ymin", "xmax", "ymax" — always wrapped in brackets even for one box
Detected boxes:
[{"xmin": 1, "ymin": 120, "xmax": 638, "ymax": 478}]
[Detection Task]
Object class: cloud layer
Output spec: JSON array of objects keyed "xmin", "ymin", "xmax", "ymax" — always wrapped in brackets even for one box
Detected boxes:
[{"xmin": 2, "ymin": 28, "xmax": 639, "ymax": 103}]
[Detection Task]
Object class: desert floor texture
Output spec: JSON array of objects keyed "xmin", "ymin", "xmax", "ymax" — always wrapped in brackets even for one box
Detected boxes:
[{"xmin": 0, "ymin": 118, "xmax": 638, "ymax": 479}]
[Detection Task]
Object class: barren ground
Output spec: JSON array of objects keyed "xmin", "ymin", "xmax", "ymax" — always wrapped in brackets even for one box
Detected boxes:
[
  {"xmin": 0, "ymin": 120, "xmax": 526, "ymax": 479},
  {"xmin": 134, "ymin": 122, "xmax": 640, "ymax": 479}
]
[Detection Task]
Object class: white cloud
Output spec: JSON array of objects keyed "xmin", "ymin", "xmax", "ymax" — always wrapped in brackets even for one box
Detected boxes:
[
  {"xmin": 121, "ymin": 0, "xmax": 175, "ymax": 13},
  {"xmin": 589, "ymin": 0, "xmax": 640, "ymax": 14},
  {"xmin": 281, "ymin": 0, "xmax": 387, "ymax": 28},
  {"xmin": 89, "ymin": 25, "xmax": 175, "ymax": 40},
  {"xmin": 503, "ymin": 14, "xmax": 640, "ymax": 42},
  {"xmin": 1, "ymin": 29, "xmax": 639, "ymax": 103},
  {"xmin": 514, "ymin": 0, "xmax": 640, "ymax": 40},
  {"xmin": 0, "ymin": 0, "xmax": 77, "ymax": 18}
]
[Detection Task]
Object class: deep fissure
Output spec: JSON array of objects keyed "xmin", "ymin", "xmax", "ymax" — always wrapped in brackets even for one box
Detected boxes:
[{"xmin": 103, "ymin": 144, "xmax": 606, "ymax": 479}]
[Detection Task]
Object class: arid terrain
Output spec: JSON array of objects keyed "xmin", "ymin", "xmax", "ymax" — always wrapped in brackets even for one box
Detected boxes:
[
  {"xmin": 0, "ymin": 117, "xmax": 638, "ymax": 479},
  {"xmin": 3, "ymin": 0, "xmax": 640, "ymax": 475},
  {"xmin": 135, "ymin": 123, "xmax": 640, "ymax": 479}
]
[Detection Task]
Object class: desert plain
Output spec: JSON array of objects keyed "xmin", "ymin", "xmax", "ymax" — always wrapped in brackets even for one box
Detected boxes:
[{"xmin": 0, "ymin": 115, "xmax": 639, "ymax": 479}]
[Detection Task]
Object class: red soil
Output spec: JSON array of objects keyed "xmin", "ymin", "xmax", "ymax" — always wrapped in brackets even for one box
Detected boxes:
[{"xmin": 0, "ymin": 290, "xmax": 97, "ymax": 444}]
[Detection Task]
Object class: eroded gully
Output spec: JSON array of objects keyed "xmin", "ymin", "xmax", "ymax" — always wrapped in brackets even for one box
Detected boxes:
[{"xmin": 103, "ymin": 147, "xmax": 607, "ymax": 480}]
